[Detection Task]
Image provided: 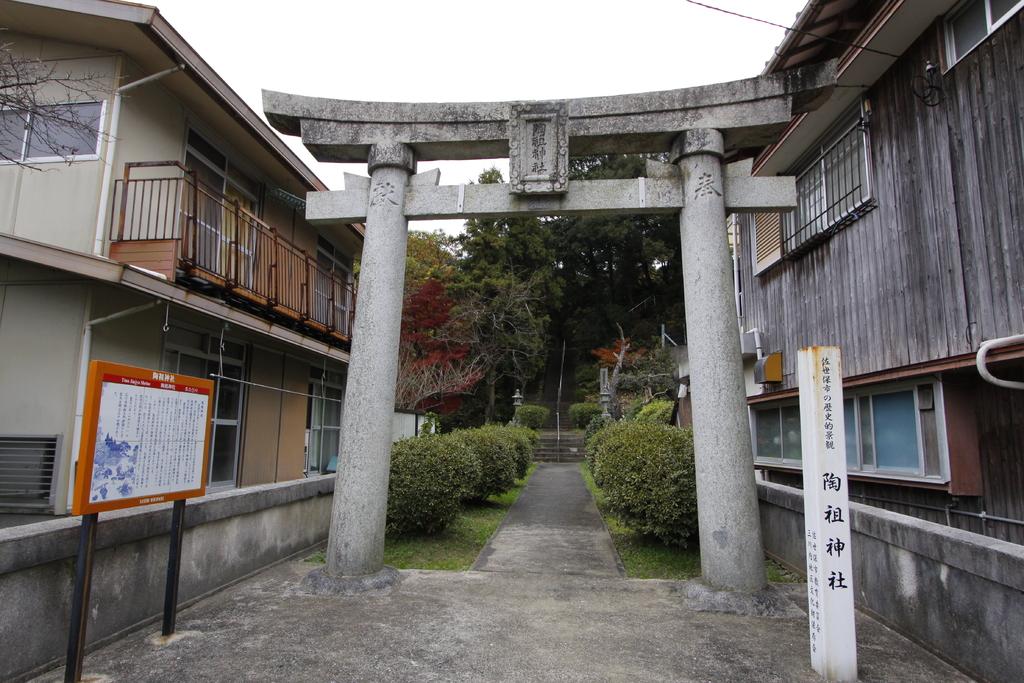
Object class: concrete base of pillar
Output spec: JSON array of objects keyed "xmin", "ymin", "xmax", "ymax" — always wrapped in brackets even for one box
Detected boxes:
[{"xmin": 301, "ymin": 565, "xmax": 401, "ymax": 596}]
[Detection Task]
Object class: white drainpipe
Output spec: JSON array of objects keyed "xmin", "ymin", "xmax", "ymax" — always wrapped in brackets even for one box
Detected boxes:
[
  {"xmin": 66, "ymin": 299, "xmax": 163, "ymax": 510},
  {"xmin": 730, "ymin": 215, "xmax": 743, "ymax": 331},
  {"xmin": 93, "ymin": 63, "xmax": 186, "ymax": 256},
  {"xmin": 976, "ymin": 334, "xmax": 1024, "ymax": 391}
]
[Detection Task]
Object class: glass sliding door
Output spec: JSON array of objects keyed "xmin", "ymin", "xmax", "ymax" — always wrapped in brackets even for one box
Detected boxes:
[
  {"xmin": 162, "ymin": 326, "xmax": 247, "ymax": 488},
  {"xmin": 306, "ymin": 369, "xmax": 345, "ymax": 474}
]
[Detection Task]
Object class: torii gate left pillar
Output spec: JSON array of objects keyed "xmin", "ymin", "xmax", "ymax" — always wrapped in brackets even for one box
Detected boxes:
[{"xmin": 322, "ymin": 143, "xmax": 415, "ymax": 579}]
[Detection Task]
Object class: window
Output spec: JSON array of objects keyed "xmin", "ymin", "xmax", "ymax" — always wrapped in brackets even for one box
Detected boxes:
[
  {"xmin": 0, "ymin": 102, "xmax": 103, "ymax": 162},
  {"xmin": 162, "ymin": 325, "xmax": 247, "ymax": 488},
  {"xmin": 781, "ymin": 106, "xmax": 874, "ymax": 256},
  {"xmin": 751, "ymin": 212, "xmax": 783, "ymax": 274},
  {"xmin": 307, "ymin": 368, "xmax": 345, "ymax": 474},
  {"xmin": 946, "ymin": 0, "xmax": 1023, "ymax": 65},
  {"xmin": 314, "ymin": 236, "xmax": 354, "ymax": 336},
  {"xmin": 754, "ymin": 403, "xmax": 802, "ymax": 463},
  {"xmin": 752, "ymin": 382, "xmax": 946, "ymax": 481},
  {"xmin": 185, "ymin": 129, "xmax": 262, "ymax": 280}
]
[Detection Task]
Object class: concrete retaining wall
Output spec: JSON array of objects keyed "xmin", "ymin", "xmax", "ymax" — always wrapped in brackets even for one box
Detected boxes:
[
  {"xmin": 0, "ymin": 475, "xmax": 335, "ymax": 682},
  {"xmin": 758, "ymin": 480, "xmax": 1024, "ymax": 683}
]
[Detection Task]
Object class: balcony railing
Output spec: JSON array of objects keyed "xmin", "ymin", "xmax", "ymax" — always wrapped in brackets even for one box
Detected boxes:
[{"xmin": 109, "ymin": 161, "xmax": 355, "ymax": 344}]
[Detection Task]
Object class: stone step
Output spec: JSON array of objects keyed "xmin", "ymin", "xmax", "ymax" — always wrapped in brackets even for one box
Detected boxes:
[{"xmin": 533, "ymin": 455, "xmax": 586, "ymax": 462}]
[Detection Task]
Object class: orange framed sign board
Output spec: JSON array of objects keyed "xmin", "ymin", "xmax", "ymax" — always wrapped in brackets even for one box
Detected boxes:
[{"xmin": 72, "ymin": 361, "xmax": 214, "ymax": 515}]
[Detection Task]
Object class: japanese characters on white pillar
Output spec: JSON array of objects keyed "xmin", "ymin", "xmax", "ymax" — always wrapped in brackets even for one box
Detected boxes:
[{"xmin": 797, "ymin": 346, "xmax": 857, "ymax": 682}]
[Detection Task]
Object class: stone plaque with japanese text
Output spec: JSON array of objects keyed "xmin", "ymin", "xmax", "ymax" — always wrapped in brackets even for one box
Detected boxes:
[{"xmin": 508, "ymin": 102, "xmax": 568, "ymax": 195}]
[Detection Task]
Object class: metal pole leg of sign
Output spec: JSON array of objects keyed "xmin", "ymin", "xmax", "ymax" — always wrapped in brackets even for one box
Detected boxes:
[
  {"xmin": 162, "ymin": 499, "xmax": 186, "ymax": 636},
  {"xmin": 65, "ymin": 512, "xmax": 99, "ymax": 683}
]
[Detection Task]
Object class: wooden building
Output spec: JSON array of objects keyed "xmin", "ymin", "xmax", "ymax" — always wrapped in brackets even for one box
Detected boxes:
[{"xmin": 736, "ymin": 0, "xmax": 1024, "ymax": 543}]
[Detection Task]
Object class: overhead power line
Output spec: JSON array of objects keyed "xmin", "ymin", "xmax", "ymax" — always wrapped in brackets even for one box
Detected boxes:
[{"xmin": 684, "ymin": 0, "xmax": 902, "ymax": 60}]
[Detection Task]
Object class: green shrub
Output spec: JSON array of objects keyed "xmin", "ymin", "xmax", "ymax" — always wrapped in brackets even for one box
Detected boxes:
[
  {"xmin": 585, "ymin": 418, "xmax": 631, "ymax": 486},
  {"xmin": 569, "ymin": 402, "xmax": 603, "ymax": 429},
  {"xmin": 584, "ymin": 414, "xmax": 614, "ymax": 448},
  {"xmin": 479, "ymin": 424, "xmax": 534, "ymax": 479},
  {"xmin": 634, "ymin": 399, "xmax": 674, "ymax": 424},
  {"xmin": 598, "ymin": 422, "xmax": 697, "ymax": 546},
  {"xmin": 501, "ymin": 425, "xmax": 537, "ymax": 478},
  {"xmin": 386, "ymin": 434, "xmax": 480, "ymax": 535},
  {"xmin": 515, "ymin": 404, "xmax": 550, "ymax": 429},
  {"xmin": 449, "ymin": 427, "xmax": 518, "ymax": 500}
]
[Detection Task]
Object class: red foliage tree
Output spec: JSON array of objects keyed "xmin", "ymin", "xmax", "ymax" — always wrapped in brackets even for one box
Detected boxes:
[{"xmin": 396, "ymin": 278, "xmax": 485, "ymax": 412}]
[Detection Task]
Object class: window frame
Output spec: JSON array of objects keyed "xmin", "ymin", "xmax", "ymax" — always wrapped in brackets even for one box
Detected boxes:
[
  {"xmin": 0, "ymin": 100, "xmax": 106, "ymax": 164},
  {"xmin": 945, "ymin": 0, "xmax": 1024, "ymax": 67},
  {"xmin": 751, "ymin": 379, "xmax": 949, "ymax": 484},
  {"xmin": 750, "ymin": 212, "xmax": 783, "ymax": 275},
  {"xmin": 752, "ymin": 400, "xmax": 804, "ymax": 465},
  {"xmin": 306, "ymin": 367, "xmax": 346, "ymax": 475},
  {"xmin": 780, "ymin": 102, "xmax": 874, "ymax": 257}
]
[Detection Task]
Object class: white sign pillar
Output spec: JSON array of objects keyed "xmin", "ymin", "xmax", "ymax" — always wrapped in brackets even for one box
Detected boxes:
[{"xmin": 797, "ymin": 346, "xmax": 857, "ymax": 682}]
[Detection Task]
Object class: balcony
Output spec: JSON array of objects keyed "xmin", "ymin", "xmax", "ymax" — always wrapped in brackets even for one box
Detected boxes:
[{"xmin": 108, "ymin": 161, "xmax": 354, "ymax": 346}]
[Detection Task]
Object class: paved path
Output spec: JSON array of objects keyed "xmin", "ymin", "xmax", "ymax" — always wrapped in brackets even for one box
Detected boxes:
[
  {"xmin": 472, "ymin": 463, "xmax": 624, "ymax": 577},
  {"xmin": 36, "ymin": 562, "xmax": 973, "ymax": 682},
  {"xmin": 32, "ymin": 464, "xmax": 973, "ymax": 682}
]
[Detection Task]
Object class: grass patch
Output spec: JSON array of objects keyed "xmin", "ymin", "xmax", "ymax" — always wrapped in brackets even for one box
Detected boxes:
[
  {"xmin": 305, "ymin": 463, "xmax": 536, "ymax": 571},
  {"xmin": 580, "ymin": 462, "xmax": 803, "ymax": 582}
]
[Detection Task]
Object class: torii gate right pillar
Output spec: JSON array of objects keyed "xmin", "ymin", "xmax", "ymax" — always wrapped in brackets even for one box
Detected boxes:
[{"xmin": 674, "ymin": 128, "xmax": 766, "ymax": 592}]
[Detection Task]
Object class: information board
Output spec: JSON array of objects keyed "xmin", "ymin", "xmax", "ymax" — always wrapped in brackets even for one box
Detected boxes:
[
  {"xmin": 797, "ymin": 346, "xmax": 857, "ymax": 682},
  {"xmin": 72, "ymin": 361, "xmax": 214, "ymax": 515}
]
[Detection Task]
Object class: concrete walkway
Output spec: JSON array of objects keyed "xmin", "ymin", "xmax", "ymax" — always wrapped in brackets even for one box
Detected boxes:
[
  {"xmin": 473, "ymin": 463, "xmax": 623, "ymax": 577},
  {"xmin": 36, "ymin": 562, "xmax": 972, "ymax": 682},
  {"xmin": 32, "ymin": 465, "xmax": 974, "ymax": 682}
]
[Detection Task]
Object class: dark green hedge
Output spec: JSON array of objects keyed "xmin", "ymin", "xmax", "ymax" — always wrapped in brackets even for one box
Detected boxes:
[
  {"xmin": 449, "ymin": 427, "xmax": 518, "ymax": 500},
  {"xmin": 634, "ymin": 399, "xmax": 674, "ymax": 424},
  {"xmin": 569, "ymin": 402, "xmax": 603, "ymax": 429},
  {"xmin": 515, "ymin": 404, "xmax": 550, "ymax": 429},
  {"xmin": 497, "ymin": 425, "xmax": 537, "ymax": 478},
  {"xmin": 386, "ymin": 434, "xmax": 480, "ymax": 535},
  {"xmin": 590, "ymin": 422, "xmax": 697, "ymax": 546}
]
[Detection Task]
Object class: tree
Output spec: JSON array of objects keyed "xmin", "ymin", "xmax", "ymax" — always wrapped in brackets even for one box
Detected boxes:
[
  {"xmin": 592, "ymin": 324, "xmax": 676, "ymax": 418},
  {"xmin": 405, "ymin": 230, "xmax": 459, "ymax": 295},
  {"xmin": 545, "ymin": 155, "xmax": 685, "ymax": 357},
  {"xmin": 455, "ymin": 169, "xmax": 554, "ymax": 421},
  {"xmin": 1, "ymin": 34, "xmax": 108, "ymax": 166},
  {"xmin": 395, "ymin": 277, "xmax": 484, "ymax": 412}
]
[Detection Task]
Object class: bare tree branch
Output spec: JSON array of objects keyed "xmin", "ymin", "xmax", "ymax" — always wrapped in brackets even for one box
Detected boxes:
[{"xmin": 0, "ymin": 33, "xmax": 110, "ymax": 168}]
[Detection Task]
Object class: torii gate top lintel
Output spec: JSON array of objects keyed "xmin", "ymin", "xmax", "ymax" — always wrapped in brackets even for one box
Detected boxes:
[{"xmin": 263, "ymin": 60, "xmax": 836, "ymax": 164}]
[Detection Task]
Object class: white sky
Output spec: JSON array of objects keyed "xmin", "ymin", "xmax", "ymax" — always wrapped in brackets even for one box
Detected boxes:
[{"xmin": 155, "ymin": 0, "xmax": 807, "ymax": 234}]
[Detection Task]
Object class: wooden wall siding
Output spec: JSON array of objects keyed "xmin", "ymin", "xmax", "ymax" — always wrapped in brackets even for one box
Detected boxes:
[
  {"xmin": 945, "ymin": 13, "xmax": 1024, "ymax": 345},
  {"xmin": 975, "ymin": 365, "xmax": 1024, "ymax": 544},
  {"xmin": 741, "ymin": 13, "xmax": 1024, "ymax": 391}
]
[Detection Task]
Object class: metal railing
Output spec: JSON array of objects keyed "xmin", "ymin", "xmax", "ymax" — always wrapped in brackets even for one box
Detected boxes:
[
  {"xmin": 782, "ymin": 119, "xmax": 876, "ymax": 256},
  {"xmin": 110, "ymin": 161, "xmax": 355, "ymax": 339}
]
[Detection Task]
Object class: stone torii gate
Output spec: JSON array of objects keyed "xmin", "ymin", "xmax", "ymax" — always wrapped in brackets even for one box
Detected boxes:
[{"xmin": 264, "ymin": 61, "xmax": 835, "ymax": 593}]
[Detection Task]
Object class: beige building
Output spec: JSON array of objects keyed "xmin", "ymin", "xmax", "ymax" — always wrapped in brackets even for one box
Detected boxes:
[{"xmin": 0, "ymin": 0, "xmax": 363, "ymax": 516}]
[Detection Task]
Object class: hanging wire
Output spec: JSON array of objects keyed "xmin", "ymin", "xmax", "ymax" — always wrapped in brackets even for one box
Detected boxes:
[
  {"xmin": 217, "ymin": 325, "xmax": 226, "ymax": 379},
  {"xmin": 911, "ymin": 60, "xmax": 944, "ymax": 107},
  {"xmin": 683, "ymin": 0, "xmax": 902, "ymax": 59},
  {"xmin": 162, "ymin": 301, "xmax": 170, "ymax": 333},
  {"xmin": 208, "ymin": 373, "xmax": 343, "ymax": 404}
]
